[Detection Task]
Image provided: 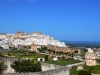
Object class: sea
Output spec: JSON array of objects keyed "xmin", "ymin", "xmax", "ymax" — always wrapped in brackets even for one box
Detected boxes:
[
  {"xmin": 62, "ymin": 41, "xmax": 100, "ymax": 48},
  {"xmin": 64, "ymin": 41, "xmax": 100, "ymax": 44}
]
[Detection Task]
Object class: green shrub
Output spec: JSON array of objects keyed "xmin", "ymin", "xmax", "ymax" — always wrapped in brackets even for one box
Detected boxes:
[
  {"xmin": 0, "ymin": 54, "xmax": 3, "ymax": 57},
  {"xmin": 0, "ymin": 61, "xmax": 7, "ymax": 73},
  {"xmin": 44, "ymin": 55, "xmax": 48, "ymax": 61},
  {"xmin": 11, "ymin": 59, "xmax": 42, "ymax": 72},
  {"xmin": 62, "ymin": 56, "xmax": 65, "ymax": 60}
]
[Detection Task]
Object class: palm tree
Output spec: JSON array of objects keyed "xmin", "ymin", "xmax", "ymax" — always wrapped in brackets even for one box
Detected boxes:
[{"xmin": 0, "ymin": 61, "xmax": 7, "ymax": 74}]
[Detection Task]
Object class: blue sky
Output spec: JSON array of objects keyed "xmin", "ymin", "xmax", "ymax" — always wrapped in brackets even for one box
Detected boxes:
[{"xmin": 0, "ymin": 0, "xmax": 100, "ymax": 41}]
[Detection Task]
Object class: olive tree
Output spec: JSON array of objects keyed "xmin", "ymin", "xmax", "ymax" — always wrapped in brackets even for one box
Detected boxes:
[
  {"xmin": 11, "ymin": 59, "xmax": 42, "ymax": 72},
  {"xmin": 0, "ymin": 61, "xmax": 7, "ymax": 74}
]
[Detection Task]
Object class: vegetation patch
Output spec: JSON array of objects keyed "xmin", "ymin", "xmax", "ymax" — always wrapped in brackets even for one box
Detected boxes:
[
  {"xmin": 11, "ymin": 59, "xmax": 42, "ymax": 72},
  {"xmin": 45, "ymin": 59, "xmax": 81, "ymax": 66},
  {"xmin": 70, "ymin": 65, "xmax": 100, "ymax": 75}
]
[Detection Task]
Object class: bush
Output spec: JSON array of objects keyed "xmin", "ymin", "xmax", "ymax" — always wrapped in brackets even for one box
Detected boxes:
[
  {"xmin": 58, "ymin": 57, "xmax": 62, "ymax": 60},
  {"xmin": 44, "ymin": 55, "xmax": 48, "ymax": 61},
  {"xmin": 0, "ymin": 46, "xmax": 3, "ymax": 49},
  {"xmin": 78, "ymin": 67, "xmax": 92, "ymax": 75},
  {"xmin": 0, "ymin": 61, "xmax": 7, "ymax": 73},
  {"xmin": 8, "ymin": 53, "xmax": 11, "ymax": 56},
  {"xmin": 0, "ymin": 54, "xmax": 3, "ymax": 57},
  {"xmin": 62, "ymin": 56, "xmax": 65, "ymax": 60},
  {"xmin": 11, "ymin": 59, "xmax": 42, "ymax": 72}
]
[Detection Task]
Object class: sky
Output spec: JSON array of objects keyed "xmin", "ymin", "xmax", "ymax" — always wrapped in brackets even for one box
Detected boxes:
[{"xmin": 0, "ymin": 0, "xmax": 100, "ymax": 41}]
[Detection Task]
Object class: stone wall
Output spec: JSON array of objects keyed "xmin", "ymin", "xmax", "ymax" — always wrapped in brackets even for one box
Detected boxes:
[
  {"xmin": 41, "ymin": 63, "xmax": 64, "ymax": 71},
  {"xmin": 0, "ymin": 57, "xmax": 18, "ymax": 73},
  {"xmin": 1, "ymin": 67, "xmax": 70, "ymax": 75},
  {"xmin": 0, "ymin": 57, "xmax": 70, "ymax": 75}
]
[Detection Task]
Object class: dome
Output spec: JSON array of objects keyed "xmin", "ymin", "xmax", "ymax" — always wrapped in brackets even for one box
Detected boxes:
[
  {"xmin": 88, "ymin": 48, "xmax": 94, "ymax": 53},
  {"xmin": 85, "ymin": 48, "xmax": 96, "ymax": 60}
]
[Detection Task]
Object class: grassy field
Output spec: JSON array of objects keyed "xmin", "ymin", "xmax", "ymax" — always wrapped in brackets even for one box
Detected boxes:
[
  {"xmin": 1, "ymin": 50, "xmax": 100, "ymax": 74},
  {"xmin": 70, "ymin": 65, "xmax": 100, "ymax": 75},
  {"xmin": 70, "ymin": 69, "xmax": 79, "ymax": 75},
  {"xmin": 1, "ymin": 50, "xmax": 81, "ymax": 66},
  {"xmin": 45, "ymin": 59, "xmax": 81, "ymax": 66},
  {"xmin": 0, "ymin": 51, "xmax": 44, "ymax": 59},
  {"xmin": 84, "ymin": 65, "xmax": 100, "ymax": 74}
]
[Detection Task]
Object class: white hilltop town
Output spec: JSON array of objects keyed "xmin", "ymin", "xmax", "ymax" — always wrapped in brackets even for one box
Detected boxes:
[{"xmin": 0, "ymin": 31, "xmax": 66, "ymax": 50}]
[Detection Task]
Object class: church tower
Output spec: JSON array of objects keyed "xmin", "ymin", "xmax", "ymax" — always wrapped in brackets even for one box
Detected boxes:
[{"xmin": 85, "ymin": 48, "xmax": 96, "ymax": 66}]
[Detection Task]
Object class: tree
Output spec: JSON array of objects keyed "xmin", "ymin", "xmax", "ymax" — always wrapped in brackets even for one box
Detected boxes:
[
  {"xmin": 11, "ymin": 59, "xmax": 42, "ymax": 72},
  {"xmin": 34, "ymin": 62, "xmax": 42, "ymax": 72},
  {"xmin": 52, "ymin": 50, "xmax": 55, "ymax": 55},
  {"xmin": 97, "ymin": 59, "xmax": 100, "ymax": 65},
  {"xmin": 44, "ymin": 55, "xmax": 48, "ymax": 61},
  {"xmin": 48, "ymin": 49, "xmax": 52, "ymax": 54},
  {"xmin": 0, "ymin": 47, "xmax": 3, "ymax": 49},
  {"xmin": 0, "ymin": 61, "xmax": 7, "ymax": 74},
  {"xmin": 7, "ymin": 53, "xmax": 11, "ymax": 56},
  {"xmin": 78, "ymin": 68, "xmax": 92, "ymax": 75},
  {"xmin": 62, "ymin": 56, "xmax": 65, "ymax": 60},
  {"xmin": 68, "ymin": 53, "xmax": 75, "ymax": 59},
  {"xmin": 0, "ymin": 54, "xmax": 3, "ymax": 57}
]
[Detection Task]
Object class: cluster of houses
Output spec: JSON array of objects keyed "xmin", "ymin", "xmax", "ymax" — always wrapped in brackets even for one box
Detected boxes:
[
  {"xmin": 0, "ymin": 31, "xmax": 66, "ymax": 49},
  {"xmin": 0, "ymin": 31, "xmax": 81, "ymax": 55}
]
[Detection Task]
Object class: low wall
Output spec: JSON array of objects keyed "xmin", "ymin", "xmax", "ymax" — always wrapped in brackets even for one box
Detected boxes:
[
  {"xmin": 0, "ymin": 57, "xmax": 70, "ymax": 75},
  {"xmin": 0, "ymin": 57, "xmax": 18, "ymax": 73},
  {"xmin": 41, "ymin": 63, "xmax": 64, "ymax": 71},
  {"xmin": 2, "ymin": 67, "xmax": 70, "ymax": 75},
  {"xmin": 0, "ymin": 57, "xmax": 65, "ymax": 73},
  {"xmin": 0, "ymin": 57, "xmax": 85, "ymax": 75}
]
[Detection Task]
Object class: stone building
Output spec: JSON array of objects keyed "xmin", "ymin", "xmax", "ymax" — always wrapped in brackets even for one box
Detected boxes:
[
  {"xmin": 30, "ymin": 30, "xmax": 41, "ymax": 35},
  {"xmin": 85, "ymin": 48, "xmax": 96, "ymax": 66},
  {"xmin": 77, "ymin": 65, "xmax": 83, "ymax": 71},
  {"xmin": 47, "ymin": 45, "xmax": 81, "ymax": 54},
  {"xmin": 30, "ymin": 43, "xmax": 37, "ymax": 51},
  {"xmin": 13, "ymin": 31, "xmax": 26, "ymax": 39},
  {"xmin": 94, "ymin": 49, "xmax": 100, "ymax": 59}
]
